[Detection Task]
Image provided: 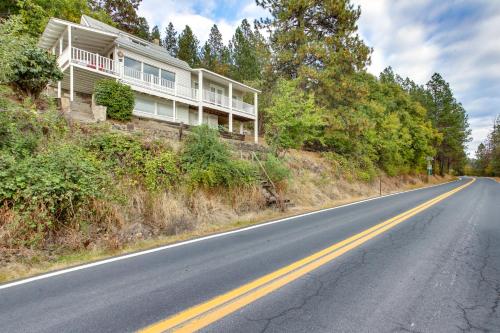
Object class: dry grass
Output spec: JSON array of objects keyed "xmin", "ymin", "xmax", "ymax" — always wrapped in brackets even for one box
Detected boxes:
[{"xmin": 0, "ymin": 149, "xmax": 453, "ymax": 284}]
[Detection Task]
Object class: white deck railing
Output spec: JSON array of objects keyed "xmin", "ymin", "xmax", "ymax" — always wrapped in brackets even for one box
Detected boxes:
[
  {"xmin": 232, "ymin": 98, "xmax": 255, "ymax": 115},
  {"xmin": 65, "ymin": 47, "xmax": 255, "ymax": 116},
  {"xmin": 122, "ymin": 66, "xmax": 198, "ymax": 101},
  {"xmin": 203, "ymin": 90, "xmax": 230, "ymax": 108},
  {"xmin": 71, "ymin": 47, "xmax": 117, "ymax": 75}
]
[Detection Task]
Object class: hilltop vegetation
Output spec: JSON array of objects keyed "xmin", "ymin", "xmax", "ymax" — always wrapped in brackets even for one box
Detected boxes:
[
  {"xmin": 470, "ymin": 116, "xmax": 500, "ymax": 176},
  {"xmin": 1, "ymin": 1, "xmax": 471, "ymax": 175}
]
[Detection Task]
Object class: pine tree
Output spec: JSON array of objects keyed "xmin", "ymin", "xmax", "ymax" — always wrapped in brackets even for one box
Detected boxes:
[
  {"xmin": 177, "ymin": 25, "xmax": 199, "ymax": 67},
  {"xmin": 200, "ymin": 24, "xmax": 231, "ymax": 75},
  {"xmin": 150, "ymin": 25, "xmax": 161, "ymax": 44},
  {"xmin": 90, "ymin": 0, "xmax": 149, "ymax": 38},
  {"xmin": 230, "ymin": 19, "xmax": 260, "ymax": 82},
  {"xmin": 163, "ymin": 22, "xmax": 178, "ymax": 56},
  {"xmin": 425, "ymin": 73, "xmax": 471, "ymax": 175}
]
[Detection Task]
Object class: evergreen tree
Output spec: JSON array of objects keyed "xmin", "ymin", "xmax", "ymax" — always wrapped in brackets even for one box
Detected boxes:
[
  {"xmin": 177, "ymin": 25, "xmax": 200, "ymax": 67},
  {"xmin": 200, "ymin": 24, "xmax": 231, "ymax": 75},
  {"xmin": 257, "ymin": 0, "xmax": 371, "ymax": 151},
  {"xmin": 230, "ymin": 19, "xmax": 260, "ymax": 82},
  {"xmin": 150, "ymin": 25, "xmax": 161, "ymax": 44},
  {"xmin": 425, "ymin": 73, "xmax": 471, "ymax": 175},
  {"xmin": 474, "ymin": 116, "xmax": 500, "ymax": 176},
  {"xmin": 90, "ymin": 0, "xmax": 149, "ymax": 38},
  {"xmin": 163, "ymin": 22, "xmax": 178, "ymax": 56}
]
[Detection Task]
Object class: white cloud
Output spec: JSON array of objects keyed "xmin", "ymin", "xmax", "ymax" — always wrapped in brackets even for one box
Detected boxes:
[
  {"xmin": 354, "ymin": 0, "xmax": 500, "ymax": 156},
  {"xmin": 137, "ymin": 0, "xmax": 265, "ymax": 44}
]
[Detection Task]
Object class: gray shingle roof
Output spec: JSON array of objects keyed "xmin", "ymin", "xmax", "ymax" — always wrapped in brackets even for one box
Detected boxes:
[{"xmin": 81, "ymin": 15, "xmax": 191, "ymax": 71}]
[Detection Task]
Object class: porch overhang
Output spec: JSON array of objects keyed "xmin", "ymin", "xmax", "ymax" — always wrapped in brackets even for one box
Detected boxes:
[
  {"xmin": 39, "ymin": 18, "xmax": 118, "ymax": 53},
  {"xmin": 192, "ymin": 68, "xmax": 261, "ymax": 94}
]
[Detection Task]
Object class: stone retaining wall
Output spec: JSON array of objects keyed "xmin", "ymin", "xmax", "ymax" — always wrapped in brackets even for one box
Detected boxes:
[{"xmin": 109, "ymin": 117, "xmax": 268, "ymax": 156}]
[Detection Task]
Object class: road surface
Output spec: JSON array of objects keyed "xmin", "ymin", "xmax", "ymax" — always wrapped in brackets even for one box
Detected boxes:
[{"xmin": 1, "ymin": 177, "xmax": 499, "ymax": 332}]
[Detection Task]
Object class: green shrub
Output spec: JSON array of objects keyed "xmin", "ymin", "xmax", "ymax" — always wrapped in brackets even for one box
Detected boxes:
[
  {"xmin": 144, "ymin": 152, "xmax": 180, "ymax": 191},
  {"xmin": 84, "ymin": 131, "xmax": 146, "ymax": 174},
  {"xmin": 187, "ymin": 160, "xmax": 257, "ymax": 189},
  {"xmin": 322, "ymin": 152, "xmax": 377, "ymax": 182},
  {"xmin": 181, "ymin": 125, "xmax": 231, "ymax": 169},
  {"xmin": 9, "ymin": 45, "xmax": 63, "ymax": 99},
  {"xmin": 262, "ymin": 154, "xmax": 290, "ymax": 184},
  {"xmin": 94, "ymin": 79, "xmax": 134, "ymax": 121},
  {"xmin": 0, "ymin": 108, "xmax": 66, "ymax": 158},
  {"xmin": 182, "ymin": 125, "xmax": 257, "ymax": 188},
  {"xmin": 0, "ymin": 145, "xmax": 110, "ymax": 224}
]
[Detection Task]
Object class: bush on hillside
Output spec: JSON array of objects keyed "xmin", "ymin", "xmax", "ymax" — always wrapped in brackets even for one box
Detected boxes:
[
  {"xmin": 0, "ymin": 144, "xmax": 110, "ymax": 226},
  {"xmin": 0, "ymin": 107, "xmax": 66, "ymax": 158},
  {"xmin": 8, "ymin": 45, "xmax": 63, "ymax": 99},
  {"xmin": 323, "ymin": 152, "xmax": 377, "ymax": 182},
  {"xmin": 94, "ymin": 79, "xmax": 134, "ymax": 121},
  {"xmin": 262, "ymin": 154, "xmax": 290, "ymax": 184},
  {"xmin": 144, "ymin": 152, "xmax": 180, "ymax": 191},
  {"xmin": 181, "ymin": 125, "xmax": 257, "ymax": 188},
  {"xmin": 83, "ymin": 130, "xmax": 147, "ymax": 174}
]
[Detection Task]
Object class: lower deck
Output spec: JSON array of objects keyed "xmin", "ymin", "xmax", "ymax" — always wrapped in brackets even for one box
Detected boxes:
[{"xmin": 57, "ymin": 66, "xmax": 257, "ymax": 138}]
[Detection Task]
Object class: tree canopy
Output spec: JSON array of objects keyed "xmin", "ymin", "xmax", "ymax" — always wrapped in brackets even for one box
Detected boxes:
[
  {"xmin": 177, "ymin": 25, "xmax": 200, "ymax": 67},
  {"xmin": 0, "ymin": 0, "xmax": 473, "ymax": 176}
]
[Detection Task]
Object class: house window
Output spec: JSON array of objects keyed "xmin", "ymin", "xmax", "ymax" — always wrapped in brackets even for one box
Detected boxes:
[
  {"xmin": 124, "ymin": 57, "xmax": 141, "ymax": 71},
  {"xmin": 135, "ymin": 95, "xmax": 155, "ymax": 114},
  {"xmin": 161, "ymin": 69, "xmax": 175, "ymax": 83},
  {"xmin": 210, "ymin": 84, "xmax": 225, "ymax": 105},
  {"xmin": 158, "ymin": 100, "xmax": 174, "ymax": 117},
  {"xmin": 143, "ymin": 63, "xmax": 159, "ymax": 83}
]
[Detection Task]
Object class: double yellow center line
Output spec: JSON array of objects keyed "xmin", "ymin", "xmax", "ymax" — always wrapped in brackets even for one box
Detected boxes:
[{"xmin": 140, "ymin": 178, "xmax": 475, "ymax": 333}]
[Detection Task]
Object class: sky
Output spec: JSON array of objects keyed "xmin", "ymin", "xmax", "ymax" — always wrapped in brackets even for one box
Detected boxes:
[{"xmin": 138, "ymin": 0, "xmax": 500, "ymax": 156}]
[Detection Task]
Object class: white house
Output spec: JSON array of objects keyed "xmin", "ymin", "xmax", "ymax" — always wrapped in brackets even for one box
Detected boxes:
[{"xmin": 38, "ymin": 15, "xmax": 260, "ymax": 142}]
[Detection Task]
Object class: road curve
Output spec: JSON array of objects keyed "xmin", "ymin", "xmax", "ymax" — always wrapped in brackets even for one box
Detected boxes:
[{"xmin": 1, "ymin": 177, "xmax": 499, "ymax": 332}]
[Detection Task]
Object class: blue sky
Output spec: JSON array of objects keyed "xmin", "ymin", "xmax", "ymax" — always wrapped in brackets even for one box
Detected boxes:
[{"xmin": 138, "ymin": 0, "xmax": 500, "ymax": 155}]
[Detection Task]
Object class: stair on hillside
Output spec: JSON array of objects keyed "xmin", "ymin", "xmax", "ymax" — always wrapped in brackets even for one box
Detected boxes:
[{"xmin": 259, "ymin": 178, "xmax": 291, "ymax": 208}]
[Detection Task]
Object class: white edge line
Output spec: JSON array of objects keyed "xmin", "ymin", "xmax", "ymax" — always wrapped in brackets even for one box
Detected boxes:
[{"xmin": 0, "ymin": 177, "xmax": 464, "ymax": 290}]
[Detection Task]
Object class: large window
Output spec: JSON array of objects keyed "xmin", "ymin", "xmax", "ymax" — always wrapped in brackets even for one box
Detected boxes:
[
  {"xmin": 143, "ymin": 63, "xmax": 159, "ymax": 77},
  {"xmin": 161, "ymin": 69, "xmax": 175, "ymax": 83},
  {"xmin": 158, "ymin": 100, "xmax": 174, "ymax": 117},
  {"xmin": 135, "ymin": 95, "xmax": 155, "ymax": 114},
  {"xmin": 124, "ymin": 57, "xmax": 141, "ymax": 71}
]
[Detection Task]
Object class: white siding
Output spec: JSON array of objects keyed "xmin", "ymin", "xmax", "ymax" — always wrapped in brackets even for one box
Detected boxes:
[
  {"xmin": 119, "ymin": 48, "xmax": 191, "ymax": 89},
  {"xmin": 176, "ymin": 104, "xmax": 190, "ymax": 124}
]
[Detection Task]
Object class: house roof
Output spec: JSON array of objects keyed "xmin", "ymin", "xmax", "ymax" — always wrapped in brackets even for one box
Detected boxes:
[
  {"xmin": 81, "ymin": 15, "xmax": 191, "ymax": 71},
  {"xmin": 193, "ymin": 68, "xmax": 261, "ymax": 93},
  {"xmin": 38, "ymin": 17, "xmax": 118, "ymax": 51}
]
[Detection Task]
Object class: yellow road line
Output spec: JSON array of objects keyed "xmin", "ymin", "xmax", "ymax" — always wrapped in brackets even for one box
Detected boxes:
[{"xmin": 139, "ymin": 178, "xmax": 475, "ymax": 333}]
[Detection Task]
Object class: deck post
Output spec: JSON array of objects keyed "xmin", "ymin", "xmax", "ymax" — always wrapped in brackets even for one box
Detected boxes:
[
  {"xmin": 254, "ymin": 92, "xmax": 258, "ymax": 143},
  {"xmin": 57, "ymin": 35, "xmax": 63, "ymax": 98},
  {"xmin": 198, "ymin": 70, "xmax": 203, "ymax": 125},
  {"xmin": 68, "ymin": 26, "xmax": 74, "ymax": 102},
  {"xmin": 240, "ymin": 122, "xmax": 244, "ymax": 135},
  {"xmin": 173, "ymin": 100, "xmax": 176, "ymax": 121},
  {"xmin": 69, "ymin": 65, "xmax": 74, "ymax": 102},
  {"xmin": 228, "ymin": 82, "xmax": 233, "ymax": 132}
]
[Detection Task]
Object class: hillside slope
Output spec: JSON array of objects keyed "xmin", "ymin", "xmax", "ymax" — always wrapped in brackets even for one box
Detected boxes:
[{"xmin": 0, "ymin": 87, "xmax": 450, "ymax": 282}]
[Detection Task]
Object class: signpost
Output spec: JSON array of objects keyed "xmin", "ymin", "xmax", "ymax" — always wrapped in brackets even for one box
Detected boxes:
[{"xmin": 426, "ymin": 156, "xmax": 433, "ymax": 182}]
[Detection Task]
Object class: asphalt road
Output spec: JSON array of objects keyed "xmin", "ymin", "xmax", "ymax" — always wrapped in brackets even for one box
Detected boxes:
[{"xmin": 1, "ymin": 177, "xmax": 499, "ymax": 332}]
